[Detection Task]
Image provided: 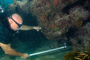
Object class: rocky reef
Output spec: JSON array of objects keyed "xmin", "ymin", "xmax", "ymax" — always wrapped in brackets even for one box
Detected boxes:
[{"xmin": 7, "ymin": 0, "xmax": 90, "ymax": 49}]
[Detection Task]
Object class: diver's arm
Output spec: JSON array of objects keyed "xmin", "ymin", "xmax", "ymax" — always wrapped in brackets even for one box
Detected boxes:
[
  {"xmin": 20, "ymin": 25, "xmax": 41, "ymax": 31},
  {"xmin": 0, "ymin": 43, "xmax": 29, "ymax": 58}
]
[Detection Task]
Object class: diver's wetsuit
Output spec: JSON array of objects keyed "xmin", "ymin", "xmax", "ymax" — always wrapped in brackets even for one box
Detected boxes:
[{"xmin": 0, "ymin": 19, "xmax": 12, "ymax": 44}]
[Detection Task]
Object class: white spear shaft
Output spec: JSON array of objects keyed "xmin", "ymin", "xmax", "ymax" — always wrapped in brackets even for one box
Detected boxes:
[{"xmin": 29, "ymin": 46, "xmax": 66, "ymax": 56}]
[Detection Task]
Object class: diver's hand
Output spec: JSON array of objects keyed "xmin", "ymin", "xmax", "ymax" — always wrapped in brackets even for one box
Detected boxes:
[
  {"xmin": 21, "ymin": 53, "xmax": 29, "ymax": 59},
  {"xmin": 33, "ymin": 26, "xmax": 41, "ymax": 31}
]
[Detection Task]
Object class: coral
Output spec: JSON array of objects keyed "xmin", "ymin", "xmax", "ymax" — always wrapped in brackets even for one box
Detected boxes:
[
  {"xmin": 40, "ymin": 14, "xmax": 48, "ymax": 21},
  {"xmin": 54, "ymin": 27, "xmax": 59, "ymax": 31},
  {"xmin": 49, "ymin": 24, "xmax": 56, "ymax": 28},
  {"xmin": 27, "ymin": 0, "xmax": 90, "ymax": 47},
  {"xmin": 69, "ymin": 6, "xmax": 89, "ymax": 20},
  {"xmin": 70, "ymin": 23, "xmax": 90, "ymax": 49},
  {"xmin": 75, "ymin": 19, "xmax": 83, "ymax": 27},
  {"xmin": 7, "ymin": 0, "xmax": 90, "ymax": 49},
  {"xmin": 33, "ymin": 0, "xmax": 37, "ymax": 3},
  {"xmin": 16, "ymin": 0, "xmax": 27, "ymax": 8}
]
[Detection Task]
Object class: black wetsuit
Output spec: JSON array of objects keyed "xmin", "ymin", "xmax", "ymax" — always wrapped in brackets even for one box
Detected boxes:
[{"xmin": 0, "ymin": 19, "xmax": 12, "ymax": 44}]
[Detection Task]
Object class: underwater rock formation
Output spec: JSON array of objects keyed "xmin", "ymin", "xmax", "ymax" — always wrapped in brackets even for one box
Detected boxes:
[
  {"xmin": 70, "ymin": 23, "xmax": 90, "ymax": 49},
  {"xmin": 29, "ymin": 0, "xmax": 90, "ymax": 49},
  {"xmin": 7, "ymin": 0, "xmax": 90, "ymax": 49},
  {"xmin": 28, "ymin": 0, "xmax": 90, "ymax": 40},
  {"xmin": 7, "ymin": 0, "xmax": 28, "ymax": 13}
]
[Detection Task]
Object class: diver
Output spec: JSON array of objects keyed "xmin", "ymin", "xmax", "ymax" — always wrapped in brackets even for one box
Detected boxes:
[{"xmin": 0, "ymin": 13, "xmax": 41, "ymax": 58}]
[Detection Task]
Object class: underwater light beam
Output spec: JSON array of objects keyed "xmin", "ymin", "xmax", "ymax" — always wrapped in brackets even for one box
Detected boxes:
[{"xmin": 29, "ymin": 46, "xmax": 66, "ymax": 57}]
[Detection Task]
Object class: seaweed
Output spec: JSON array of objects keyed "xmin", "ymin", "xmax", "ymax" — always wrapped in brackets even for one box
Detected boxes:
[
  {"xmin": 63, "ymin": 50, "xmax": 80, "ymax": 60},
  {"xmin": 63, "ymin": 49, "xmax": 90, "ymax": 60}
]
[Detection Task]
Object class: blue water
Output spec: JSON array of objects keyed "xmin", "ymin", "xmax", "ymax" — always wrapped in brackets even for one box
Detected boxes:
[
  {"xmin": 0, "ymin": 0, "xmax": 13, "ymax": 4},
  {"xmin": 0, "ymin": 0, "xmax": 13, "ymax": 9}
]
